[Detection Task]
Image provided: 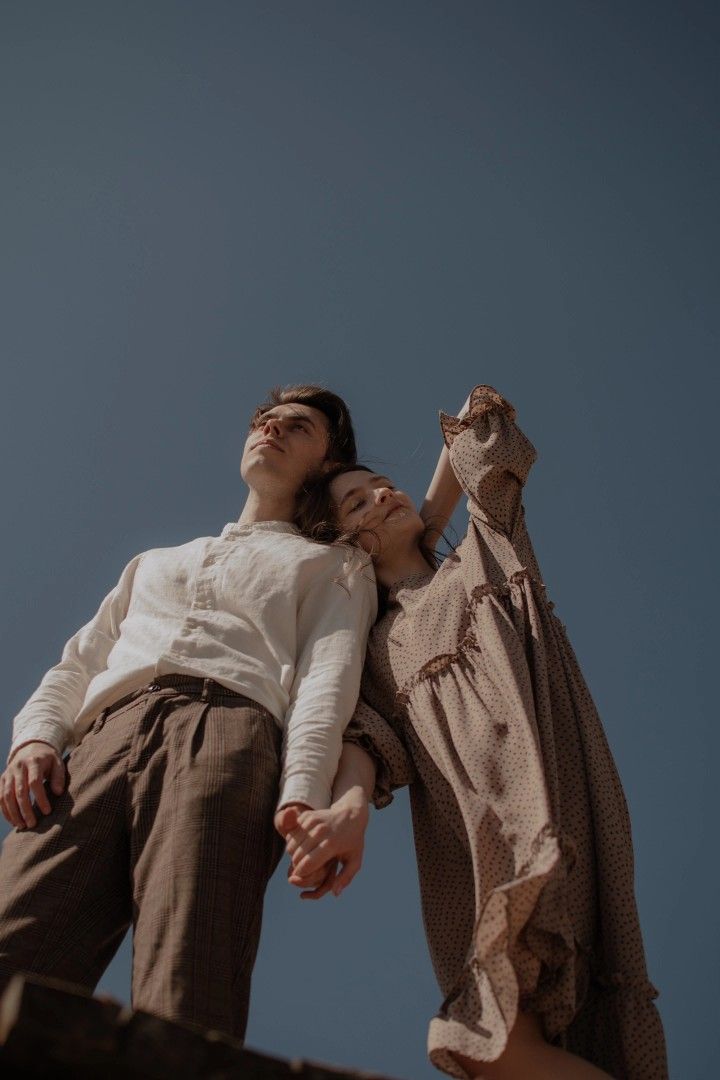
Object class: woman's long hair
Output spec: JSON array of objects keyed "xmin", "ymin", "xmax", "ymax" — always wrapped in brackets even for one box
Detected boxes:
[{"xmin": 295, "ymin": 464, "xmax": 451, "ymax": 615}]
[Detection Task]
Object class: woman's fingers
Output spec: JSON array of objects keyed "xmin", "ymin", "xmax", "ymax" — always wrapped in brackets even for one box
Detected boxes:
[
  {"xmin": 285, "ymin": 816, "xmax": 326, "ymax": 857},
  {"xmin": 288, "ymin": 829, "xmax": 330, "ymax": 866},
  {"xmin": 294, "ymin": 839, "xmax": 333, "ymax": 877},
  {"xmin": 331, "ymin": 856, "xmax": 362, "ymax": 897},
  {"xmin": 299, "ymin": 861, "xmax": 339, "ymax": 901},
  {"xmin": 288, "ymin": 853, "xmax": 336, "ymax": 887},
  {"xmin": 294, "ymin": 853, "xmax": 362, "ymax": 899}
]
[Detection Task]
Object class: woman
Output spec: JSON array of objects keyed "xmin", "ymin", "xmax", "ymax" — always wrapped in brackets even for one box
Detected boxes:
[{"xmin": 284, "ymin": 386, "xmax": 668, "ymax": 1079}]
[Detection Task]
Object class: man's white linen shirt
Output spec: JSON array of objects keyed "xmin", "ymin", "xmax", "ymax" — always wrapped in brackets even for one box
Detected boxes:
[{"xmin": 9, "ymin": 520, "xmax": 377, "ymax": 810}]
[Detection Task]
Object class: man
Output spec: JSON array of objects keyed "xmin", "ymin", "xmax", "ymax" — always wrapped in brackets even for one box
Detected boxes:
[{"xmin": 0, "ymin": 385, "xmax": 376, "ymax": 1040}]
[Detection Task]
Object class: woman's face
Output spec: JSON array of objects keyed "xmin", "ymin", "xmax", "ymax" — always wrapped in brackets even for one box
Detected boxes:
[{"xmin": 329, "ymin": 470, "xmax": 425, "ymax": 559}]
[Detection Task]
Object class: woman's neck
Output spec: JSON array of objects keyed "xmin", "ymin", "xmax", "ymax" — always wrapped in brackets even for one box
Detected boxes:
[{"xmin": 374, "ymin": 543, "xmax": 434, "ymax": 589}]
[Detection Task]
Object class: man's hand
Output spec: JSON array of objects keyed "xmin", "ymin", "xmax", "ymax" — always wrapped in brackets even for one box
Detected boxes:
[
  {"xmin": 0, "ymin": 741, "xmax": 66, "ymax": 829},
  {"xmin": 283, "ymin": 791, "xmax": 369, "ymax": 899},
  {"xmin": 274, "ymin": 801, "xmax": 312, "ymax": 838}
]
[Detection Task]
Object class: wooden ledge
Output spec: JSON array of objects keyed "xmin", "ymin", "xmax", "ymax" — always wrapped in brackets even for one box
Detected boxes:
[{"xmin": 0, "ymin": 974, "xmax": 402, "ymax": 1079}]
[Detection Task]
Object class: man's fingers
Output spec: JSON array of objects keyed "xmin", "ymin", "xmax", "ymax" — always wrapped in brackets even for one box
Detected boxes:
[
  {"xmin": 274, "ymin": 806, "xmax": 300, "ymax": 837},
  {"xmin": 3, "ymin": 783, "xmax": 25, "ymax": 829},
  {"xmin": 27, "ymin": 770, "xmax": 51, "ymax": 816},
  {"xmin": 1, "ymin": 788, "xmax": 20, "ymax": 828},
  {"xmin": 14, "ymin": 768, "xmax": 37, "ymax": 828},
  {"xmin": 285, "ymin": 827, "xmax": 308, "ymax": 857},
  {"xmin": 50, "ymin": 756, "xmax": 66, "ymax": 796}
]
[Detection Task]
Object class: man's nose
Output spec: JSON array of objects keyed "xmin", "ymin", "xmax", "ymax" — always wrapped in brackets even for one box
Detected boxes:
[{"xmin": 263, "ymin": 416, "xmax": 282, "ymax": 438}]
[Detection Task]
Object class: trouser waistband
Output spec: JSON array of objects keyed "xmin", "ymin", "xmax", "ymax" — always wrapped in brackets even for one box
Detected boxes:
[{"xmin": 104, "ymin": 675, "xmax": 262, "ymax": 717}]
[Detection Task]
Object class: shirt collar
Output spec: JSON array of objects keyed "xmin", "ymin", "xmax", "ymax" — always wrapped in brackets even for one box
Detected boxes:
[{"xmin": 220, "ymin": 520, "xmax": 301, "ymax": 539}]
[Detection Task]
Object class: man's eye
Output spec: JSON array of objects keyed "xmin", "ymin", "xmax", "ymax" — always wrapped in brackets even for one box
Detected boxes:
[{"xmin": 293, "ymin": 423, "xmax": 308, "ymax": 432}]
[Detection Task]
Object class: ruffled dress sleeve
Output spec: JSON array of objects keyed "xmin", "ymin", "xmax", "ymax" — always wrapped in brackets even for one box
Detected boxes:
[
  {"xmin": 440, "ymin": 385, "xmax": 537, "ymax": 536},
  {"xmin": 342, "ymin": 694, "xmax": 416, "ymax": 809}
]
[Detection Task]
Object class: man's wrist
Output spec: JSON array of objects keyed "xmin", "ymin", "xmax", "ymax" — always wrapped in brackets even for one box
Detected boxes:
[
  {"xmin": 275, "ymin": 799, "xmax": 312, "ymax": 815},
  {"xmin": 7, "ymin": 738, "xmax": 60, "ymax": 765}
]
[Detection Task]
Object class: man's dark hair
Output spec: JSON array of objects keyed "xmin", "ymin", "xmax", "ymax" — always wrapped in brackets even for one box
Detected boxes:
[{"xmin": 250, "ymin": 384, "xmax": 357, "ymax": 466}]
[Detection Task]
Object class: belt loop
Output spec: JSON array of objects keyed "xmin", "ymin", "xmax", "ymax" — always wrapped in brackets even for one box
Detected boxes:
[
  {"xmin": 95, "ymin": 707, "xmax": 109, "ymax": 733},
  {"xmin": 201, "ymin": 678, "xmax": 212, "ymax": 701}
]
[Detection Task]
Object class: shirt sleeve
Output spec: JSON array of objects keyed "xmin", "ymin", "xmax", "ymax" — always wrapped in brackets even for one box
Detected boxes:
[
  {"xmin": 8, "ymin": 553, "xmax": 144, "ymax": 762},
  {"xmin": 342, "ymin": 694, "xmax": 416, "ymax": 809},
  {"xmin": 277, "ymin": 551, "xmax": 377, "ymax": 811},
  {"xmin": 439, "ymin": 385, "xmax": 537, "ymax": 537}
]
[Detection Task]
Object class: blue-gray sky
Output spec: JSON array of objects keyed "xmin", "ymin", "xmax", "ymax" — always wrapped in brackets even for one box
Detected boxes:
[{"xmin": 1, "ymin": 3, "xmax": 717, "ymax": 1076}]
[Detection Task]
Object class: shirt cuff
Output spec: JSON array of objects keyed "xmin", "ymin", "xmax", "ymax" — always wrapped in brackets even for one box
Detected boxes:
[
  {"xmin": 276, "ymin": 775, "xmax": 332, "ymax": 813},
  {"xmin": 8, "ymin": 721, "xmax": 68, "ymax": 763}
]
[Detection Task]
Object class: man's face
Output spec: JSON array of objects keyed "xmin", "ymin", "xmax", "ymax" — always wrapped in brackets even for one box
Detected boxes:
[{"xmin": 241, "ymin": 403, "xmax": 331, "ymax": 495}]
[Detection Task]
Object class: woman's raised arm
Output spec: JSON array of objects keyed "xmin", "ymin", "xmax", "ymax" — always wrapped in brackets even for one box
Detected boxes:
[{"xmin": 419, "ymin": 392, "xmax": 471, "ymax": 547}]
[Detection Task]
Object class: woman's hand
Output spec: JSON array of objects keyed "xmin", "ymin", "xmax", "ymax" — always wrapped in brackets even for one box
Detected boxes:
[
  {"xmin": 283, "ymin": 791, "xmax": 370, "ymax": 899},
  {"xmin": 286, "ymin": 856, "xmax": 341, "ymax": 900},
  {"xmin": 0, "ymin": 741, "xmax": 66, "ymax": 829}
]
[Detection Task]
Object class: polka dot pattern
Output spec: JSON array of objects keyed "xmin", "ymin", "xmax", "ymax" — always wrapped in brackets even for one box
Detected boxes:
[{"xmin": 347, "ymin": 387, "xmax": 668, "ymax": 1079}]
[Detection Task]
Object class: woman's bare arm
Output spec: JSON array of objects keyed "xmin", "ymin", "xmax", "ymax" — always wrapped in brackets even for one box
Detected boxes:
[
  {"xmin": 284, "ymin": 742, "xmax": 376, "ymax": 899},
  {"xmin": 419, "ymin": 392, "xmax": 471, "ymax": 546}
]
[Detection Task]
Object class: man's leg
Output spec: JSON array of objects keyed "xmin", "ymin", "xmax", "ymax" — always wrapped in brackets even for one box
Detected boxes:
[
  {"xmin": 0, "ymin": 699, "xmax": 141, "ymax": 993},
  {"xmin": 128, "ymin": 678, "xmax": 284, "ymax": 1040}
]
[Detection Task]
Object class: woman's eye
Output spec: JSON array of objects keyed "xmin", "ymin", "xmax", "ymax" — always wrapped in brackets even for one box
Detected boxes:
[{"xmin": 349, "ymin": 500, "xmax": 364, "ymax": 513}]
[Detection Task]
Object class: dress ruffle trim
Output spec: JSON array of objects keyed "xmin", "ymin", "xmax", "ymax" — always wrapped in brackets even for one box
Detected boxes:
[
  {"xmin": 427, "ymin": 823, "xmax": 573, "ymax": 1078},
  {"xmin": 395, "ymin": 567, "xmax": 554, "ymax": 705},
  {"xmin": 439, "ymin": 385, "xmax": 517, "ymax": 449},
  {"xmin": 426, "ymin": 822, "xmax": 661, "ymax": 1078}
]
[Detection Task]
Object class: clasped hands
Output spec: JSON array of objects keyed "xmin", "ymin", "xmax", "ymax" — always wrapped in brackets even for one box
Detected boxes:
[
  {"xmin": 274, "ymin": 791, "xmax": 369, "ymax": 900},
  {"xmin": 4, "ymin": 745, "xmax": 370, "ymax": 903}
]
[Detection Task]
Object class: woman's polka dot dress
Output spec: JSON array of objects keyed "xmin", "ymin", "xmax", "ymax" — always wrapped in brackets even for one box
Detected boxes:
[{"xmin": 344, "ymin": 386, "xmax": 668, "ymax": 1079}]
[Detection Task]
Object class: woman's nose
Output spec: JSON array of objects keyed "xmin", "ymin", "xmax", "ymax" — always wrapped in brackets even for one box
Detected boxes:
[{"xmin": 374, "ymin": 487, "xmax": 392, "ymax": 504}]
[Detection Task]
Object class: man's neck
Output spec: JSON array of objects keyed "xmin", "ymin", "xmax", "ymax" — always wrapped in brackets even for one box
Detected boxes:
[{"xmin": 237, "ymin": 489, "xmax": 297, "ymax": 526}]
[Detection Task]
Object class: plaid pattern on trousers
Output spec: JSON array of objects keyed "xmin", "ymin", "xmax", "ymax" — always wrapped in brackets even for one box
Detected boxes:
[{"xmin": 0, "ymin": 675, "xmax": 285, "ymax": 1039}]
